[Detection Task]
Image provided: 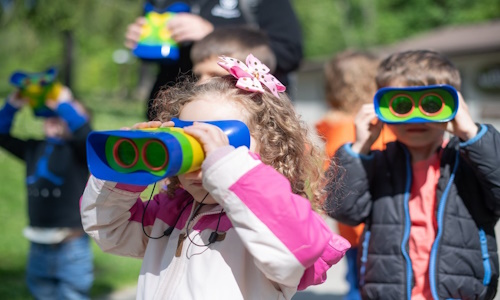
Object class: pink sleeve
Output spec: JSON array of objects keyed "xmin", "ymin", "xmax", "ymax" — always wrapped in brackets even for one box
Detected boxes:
[{"xmin": 298, "ymin": 236, "xmax": 350, "ymax": 290}]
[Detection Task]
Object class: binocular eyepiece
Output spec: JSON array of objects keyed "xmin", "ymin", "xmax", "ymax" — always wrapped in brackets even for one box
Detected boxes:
[
  {"xmin": 374, "ymin": 84, "xmax": 459, "ymax": 124},
  {"xmin": 87, "ymin": 118, "xmax": 250, "ymax": 185},
  {"xmin": 9, "ymin": 68, "xmax": 61, "ymax": 117}
]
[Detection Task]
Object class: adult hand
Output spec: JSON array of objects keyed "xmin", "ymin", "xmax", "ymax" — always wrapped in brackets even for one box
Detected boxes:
[
  {"xmin": 124, "ymin": 17, "xmax": 146, "ymax": 49},
  {"xmin": 351, "ymin": 104, "xmax": 383, "ymax": 155},
  {"xmin": 168, "ymin": 13, "xmax": 214, "ymax": 43},
  {"xmin": 183, "ymin": 122, "xmax": 229, "ymax": 156}
]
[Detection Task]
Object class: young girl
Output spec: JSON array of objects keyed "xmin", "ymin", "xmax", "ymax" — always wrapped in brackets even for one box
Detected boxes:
[{"xmin": 80, "ymin": 54, "xmax": 349, "ymax": 300}]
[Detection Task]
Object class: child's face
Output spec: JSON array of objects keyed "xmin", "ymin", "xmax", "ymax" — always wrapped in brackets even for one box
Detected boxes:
[
  {"xmin": 44, "ymin": 117, "xmax": 70, "ymax": 139},
  {"xmin": 387, "ymin": 123, "xmax": 444, "ymax": 149},
  {"xmin": 177, "ymin": 95, "xmax": 258, "ymax": 204},
  {"xmin": 193, "ymin": 56, "xmax": 231, "ymax": 83},
  {"xmin": 384, "ymin": 81, "xmax": 445, "ymax": 151}
]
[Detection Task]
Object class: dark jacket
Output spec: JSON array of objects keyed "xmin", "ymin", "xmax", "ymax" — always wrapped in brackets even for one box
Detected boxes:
[
  {"xmin": 0, "ymin": 101, "xmax": 91, "ymax": 228},
  {"xmin": 327, "ymin": 124, "xmax": 500, "ymax": 300},
  {"xmin": 146, "ymin": 0, "xmax": 303, "ymax": 119}
]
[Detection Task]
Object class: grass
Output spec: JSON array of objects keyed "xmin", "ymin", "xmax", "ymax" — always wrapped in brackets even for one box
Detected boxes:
[{"xmin": 0, "ymin": 94, "xmax": 150, "ymax": 299}]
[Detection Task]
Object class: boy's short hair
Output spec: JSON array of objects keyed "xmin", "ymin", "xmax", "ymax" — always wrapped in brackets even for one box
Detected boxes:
[
  {"xmin": 324, "ymin": 50, "xmax": 380, "ymax": 114},
  {"xmin": 376, "ymin": 50, "xmax": 461, "ymax": 90},
  {"xmin": 190, "ymin": 26, "xmax": 277, "ymax": 73}
]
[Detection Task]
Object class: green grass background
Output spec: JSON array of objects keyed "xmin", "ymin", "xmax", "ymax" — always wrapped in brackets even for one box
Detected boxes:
[{"xmin": 0, "ymin": 95, "xmax": 150, "ymax": 299}]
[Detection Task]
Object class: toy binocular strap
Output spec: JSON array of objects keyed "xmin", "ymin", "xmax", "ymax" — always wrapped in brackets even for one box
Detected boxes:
[
  {"xmin": 374, "ymin": 84, "xmax": 459, "ymax": 124},
  {"xmin": 86, "ymin": 118, "xmax": 251, "ymax": 185},
  {"xmin": 133, "ymin": 2, "xmax": 190, "ymax": 60},
  {"xmin": 9, "ymin": 67, "xmax": 62, "ymax": 117}
]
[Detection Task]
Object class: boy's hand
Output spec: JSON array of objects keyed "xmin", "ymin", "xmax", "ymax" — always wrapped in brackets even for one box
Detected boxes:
[
  {"xmin": 351, "ymin": 104, "xmax": 383, "ymax": 155},
  {"xmin": 168, "ymin": 13, "xmax": 214, "ymax": 43},
  {"xmin": 426, "ymin": 93, "xmax": 478, "ymax": 141},
  {"xmin": 7, "ymin": 91, "xmax": 28, "ymax": 109},
  {"xmin": 183, "ymin": 122, "xmax": 229, "ymax": 156},
  {"xmin": 45, "ymin": 86, "xmax": 74, "ymax": 110}
]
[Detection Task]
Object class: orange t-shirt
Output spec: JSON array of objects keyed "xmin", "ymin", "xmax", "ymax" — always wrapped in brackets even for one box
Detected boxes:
[
  {"xmin": 409, "ymin": 151, "xmax": 441, "ymax": 299},
  {"xmin": 316, "ymin": 115, "xmax": 396, "ymax": 246}
]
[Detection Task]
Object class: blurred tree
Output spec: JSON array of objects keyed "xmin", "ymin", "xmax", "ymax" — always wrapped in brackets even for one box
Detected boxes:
[
  {"xmin": 0, "ymin": 0, "xmax": 140, "ymax": 97},
  {"xmin": 293, "ymin": 0, "xmax": 500, "ymax": 58},
  {"xmin": 0, "ymin": 0, "xmax": 498, "ymax": 97}
]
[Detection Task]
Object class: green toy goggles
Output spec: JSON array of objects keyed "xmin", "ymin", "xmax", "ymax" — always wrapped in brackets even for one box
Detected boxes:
[{"xmin": 374, "ymin": 85, "xmax": 459, "ymax": 124}]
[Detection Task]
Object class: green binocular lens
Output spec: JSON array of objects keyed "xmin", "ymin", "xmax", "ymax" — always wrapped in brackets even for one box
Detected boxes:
[
  {"xmin": 108, "ymin": 136, "xmax": 171, "ymax": 176},
  {"xmin": 389, "ymin": 93, "xmax": 445, "ymax": 117},
  {"xmin": 419, "ymin": 93, "xmax": 444, "ymax": 116},
  {"xmin": 113, "ymin": 139, "xmax": 138, "ymax": 168},
  {"xmin": 113, "ymin": 138, "xmax": 169, "ymax": 171},
  {"xmin": 374, "ymin": 85, "xmax": 458, "ymax": 123},
  {"xmin": 390, "ymin": 95, "xmax": 414, "ymax": 117}
]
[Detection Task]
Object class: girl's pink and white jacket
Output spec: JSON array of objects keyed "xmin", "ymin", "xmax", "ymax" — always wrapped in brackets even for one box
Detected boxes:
[{"xmin": 81, "ymin": 146, "xmax": 350, "ymax": 300}]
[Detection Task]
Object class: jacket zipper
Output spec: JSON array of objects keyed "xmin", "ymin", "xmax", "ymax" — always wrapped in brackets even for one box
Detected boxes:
[
  {"xmin": 359, "ymin": 230, "xmax": 371, "ymax": 286},
  {"xmin": 155, "ymin": 204, "xmax": 221, "ymax": 299},
  {"xmin": 429, "ymin": 150, "xmax": 460, "ymax": 299},
  {"xmin": 479, "ymin": 228, "xmax": 492, "ymax": 286},
  {"xmin": 401, "ymin": 147, "xmax": 413, "ymax": 300}
]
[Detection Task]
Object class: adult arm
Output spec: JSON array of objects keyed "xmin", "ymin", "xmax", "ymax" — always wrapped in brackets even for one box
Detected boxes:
[{"xmin": 256, "ymin": 0, "xmax": 303, "ymax": 74}]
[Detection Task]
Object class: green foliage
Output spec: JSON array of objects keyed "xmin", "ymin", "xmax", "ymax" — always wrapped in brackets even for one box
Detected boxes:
[
  {"xmin": 0, "ymin": 0, "xmax": 142, "ymax": 99},
  {"xmin": 293, "ymin": 0, "xmax": 500, "ymax": 57}
]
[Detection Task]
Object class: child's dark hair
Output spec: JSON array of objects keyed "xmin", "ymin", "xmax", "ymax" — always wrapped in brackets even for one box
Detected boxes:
[
  {"xmin": 324, "ymin": 50, "xmax": 379, "ymax": 114},
  {"xmin": 153, "ymin": 76, "xmax": 328, "ymax": 210},
  {"xmin": 376, "ymin": 50, "xmax": 461, "ymax": 90},
  {"xmin": 190, "ymin": 26, "xmax": 277, "ymax": 73}
]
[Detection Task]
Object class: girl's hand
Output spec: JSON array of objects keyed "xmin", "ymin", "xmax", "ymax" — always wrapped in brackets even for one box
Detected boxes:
[
  {"xmin": 426, "ymin": 93, "xmax": 478, "ymax": 141},
  {"xmin": 351, "ymin": 104, "xmax": 383, "ymax": 155},
  {"xmin": 128, "ymin": 121, "xmax": 175, "ymax": 130},
  {"xmin": 183, "ymin": 122, "xmax": 229, "ymax": 156},
  {"xmin": 168, "ymin": 13, "xmax": 214, "ymax": 43}
]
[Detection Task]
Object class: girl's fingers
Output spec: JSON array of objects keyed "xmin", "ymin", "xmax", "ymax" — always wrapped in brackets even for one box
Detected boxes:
[
  {"xmin": 160, "ymin": 121, "xmax": 175, "ymax": 128},
  {"xmin": 131, "ymin": 121, "xmax": 162, "ymax": 129}
]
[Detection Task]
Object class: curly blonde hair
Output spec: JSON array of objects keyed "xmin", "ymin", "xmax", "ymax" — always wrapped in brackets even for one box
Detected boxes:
[{"xmin": 153, "ymin": 76, "xmax": 328, "ymax": 210}]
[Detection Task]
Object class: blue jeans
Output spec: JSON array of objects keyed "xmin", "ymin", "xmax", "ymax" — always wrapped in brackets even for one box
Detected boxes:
[
  {"xmin": 26, "ymin": 234, "xmax": 94, "ymax": 300},
  {"xmin": 344, "ymin": 247, "xmax": 361, "ymax": 300}
]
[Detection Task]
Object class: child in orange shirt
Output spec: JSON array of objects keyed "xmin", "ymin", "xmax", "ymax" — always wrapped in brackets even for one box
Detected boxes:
[{"xmin": 316, "ymin": 50, "xmax": 395, "ymax": 300}]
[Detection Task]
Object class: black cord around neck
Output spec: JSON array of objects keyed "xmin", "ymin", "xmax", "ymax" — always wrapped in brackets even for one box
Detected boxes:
[
  {"xmin": 141, "ymin": 183, "xmax": 193, "ymax": 239},
  {"xmin": 186, "ymin": 203, "xmax": 225, "ymax": 247}
]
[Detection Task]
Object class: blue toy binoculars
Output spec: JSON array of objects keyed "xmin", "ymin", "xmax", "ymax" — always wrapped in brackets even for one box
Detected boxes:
[
  {"xmin": 87, "ymin": 118, "xmax": 250, "ymax": 185},
  {"xmin": 374, "ymin": 85, "xmax": 459, "ymax": 124}
]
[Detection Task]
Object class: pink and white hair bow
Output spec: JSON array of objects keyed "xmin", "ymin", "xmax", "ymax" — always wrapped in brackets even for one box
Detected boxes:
[{"xmin": 217, "ymin": 54, "xmax": 286, "ymax": 98}]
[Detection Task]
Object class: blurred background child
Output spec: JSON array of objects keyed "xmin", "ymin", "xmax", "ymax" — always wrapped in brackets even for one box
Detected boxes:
[
  {"xmin": 315, "ymin": 50, "xmax": 395, "ymax": 300},
  {"xmin": 190, "ymin": 26, "xmax": 276, "ymax": 83},
  {"xmin": 0, "ymin": 88, "xmax": 94, "ymax": 300}
]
